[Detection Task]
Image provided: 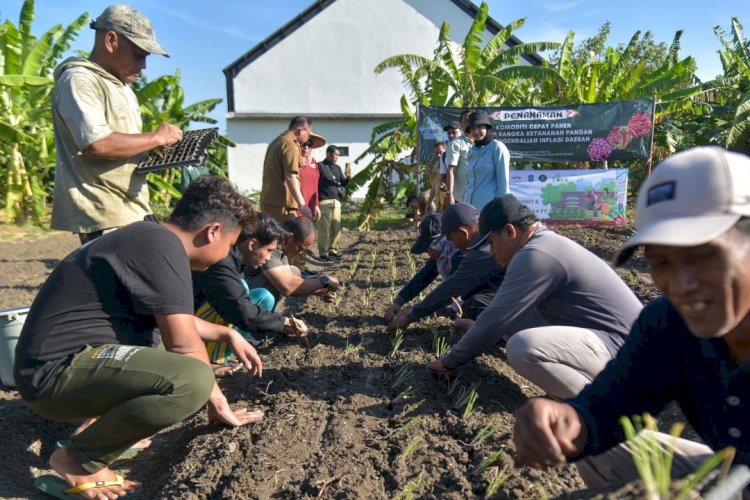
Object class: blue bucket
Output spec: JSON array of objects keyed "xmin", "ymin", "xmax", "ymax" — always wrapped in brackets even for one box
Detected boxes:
[{"xmin": 0, "ymin": 306, "xmax": 30, "ymax": 387}]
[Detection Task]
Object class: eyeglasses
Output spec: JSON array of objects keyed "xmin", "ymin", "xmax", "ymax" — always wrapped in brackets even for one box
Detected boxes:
[{"xmin": 302, "ymin": 141, "xmax": 313, "ymax": 149}]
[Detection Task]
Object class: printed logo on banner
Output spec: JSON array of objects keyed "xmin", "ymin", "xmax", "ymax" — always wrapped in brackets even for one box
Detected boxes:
[{"xmin": 509, "ymin": 168, "xmax": 629, "ymax": 226}]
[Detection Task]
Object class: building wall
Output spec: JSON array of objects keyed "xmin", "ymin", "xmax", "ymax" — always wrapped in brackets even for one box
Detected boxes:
[
  {"xmin": 226, "ymin": 0, "xmax": 503, "ymax": 197},
  {"xmin": 227, "ymin": 118, "xmax": 392, "ymax": 197}
]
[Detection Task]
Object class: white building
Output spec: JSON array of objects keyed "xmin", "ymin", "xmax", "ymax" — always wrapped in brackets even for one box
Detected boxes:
[{"xmin": 223, "ymin": 0, "xmax": 541, "ymax": 196}]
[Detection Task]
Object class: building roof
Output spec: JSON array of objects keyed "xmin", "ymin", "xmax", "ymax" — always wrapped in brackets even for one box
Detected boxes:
[{"xmin": 223, "ymin": 0, "xmax": 545, "ymax": 113}]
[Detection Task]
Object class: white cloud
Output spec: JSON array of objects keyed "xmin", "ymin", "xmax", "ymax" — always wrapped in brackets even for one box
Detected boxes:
[{"xmin": 149, "ymin": 5, "xmax": 254, "ymax": 41}]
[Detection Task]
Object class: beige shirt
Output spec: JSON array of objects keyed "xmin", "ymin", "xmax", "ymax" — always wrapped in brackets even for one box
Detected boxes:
[
  {"xmin": 51, "ymin": 57, "xmax": 150, "ymax": 233},
  {"xmin": 260, "ymin": 130, "xmax": 301, "ymax": 213}
]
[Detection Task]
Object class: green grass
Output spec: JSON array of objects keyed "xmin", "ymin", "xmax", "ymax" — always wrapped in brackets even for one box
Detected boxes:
[{"xmin": 341, "ymin": 202, "xmax": 412, "ymax": 231}]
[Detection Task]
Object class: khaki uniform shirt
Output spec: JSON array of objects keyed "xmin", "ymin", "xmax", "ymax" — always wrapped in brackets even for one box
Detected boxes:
[
  {"xmin": 260, "ymin": 130, "xmax": 301, "ymax": 213},
  {"xmin": 50, "ymin": 57, "xmax": 150, "ymax": 233}
]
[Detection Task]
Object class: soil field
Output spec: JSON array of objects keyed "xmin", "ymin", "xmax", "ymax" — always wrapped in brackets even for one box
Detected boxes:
[{"xmin": 0, "ymin": 224, "xmax": 662, "ymax": 499}]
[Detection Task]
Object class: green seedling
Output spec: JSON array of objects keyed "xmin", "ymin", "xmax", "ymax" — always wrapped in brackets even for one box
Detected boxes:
[
  {"xmin": 343, "ymin": 339, "xmax": 364, "ymax": 356},
  {"xmin": 397, "ymin": 472, "xmax": 425, "ymax": 500},
  {"xmin": 619, "ymin": 413, "xmax": 736, "ymax": 500},
  {"xmin": 391, "ymin": 364, "xmax": 414, "ymax": 390},
  {"xmin": 433, "ymin": 334, "xmax": 449, "ymax": 359},
  {"xmin": 333, "ymin": 284, "xmax": 347, "ymax": 306},
  {"xmin": 474, "ymin": 449, "xmax": 504, "ymax": 476},
  {"xmin": 484, "ymin": 466, "xmax": 511, "ymax": 499},
  {"xmin": 470, "ymin": 419, "xmax": 501, "ymax": 448},
  {"xmin": 400, "ymin": 435, "xmax": 424, "ymax": 463},
  {"xmin": 393, "ymin": 385, "xmax": 414, "ymax": 403},
  {"xmin": 453, "ymin": 382, "xmax": 480, "ymax": 419},
  {"xmin": 445, "ymin": 373, "xmax": 462, "ymax": 395},
  {"xmin": 396, "ymin": 399, "xmax": 426, "ymax": 420},
  {"xmin": 390, "ymin": 328, "xmax": 404, "ymax": 356},
  {"xmin": 399, "ymin": 416, "xmax": 424, "ymax": 435}
]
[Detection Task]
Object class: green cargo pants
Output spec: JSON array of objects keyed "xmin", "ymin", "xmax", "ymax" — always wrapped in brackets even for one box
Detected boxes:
[{"xmin": 28, "ymin": 344, "xmax": 214, "ymax": 473}]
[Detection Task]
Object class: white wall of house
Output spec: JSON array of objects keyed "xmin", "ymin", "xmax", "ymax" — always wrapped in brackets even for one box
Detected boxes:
[{"xmin": 226, "ymin": 0, "xmax": 507, "ymax": 197}]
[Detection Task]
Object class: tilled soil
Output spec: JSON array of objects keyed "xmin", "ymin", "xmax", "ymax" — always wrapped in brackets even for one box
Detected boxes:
[{"xmin": 0, "ymin": 224, "xmax": 661, "ymax": 499}]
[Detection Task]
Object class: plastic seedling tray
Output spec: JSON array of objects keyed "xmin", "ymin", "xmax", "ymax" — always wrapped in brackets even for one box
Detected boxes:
[{"xmin": 136, "ymin": 127, "xmax": 219, "ymax": 173}]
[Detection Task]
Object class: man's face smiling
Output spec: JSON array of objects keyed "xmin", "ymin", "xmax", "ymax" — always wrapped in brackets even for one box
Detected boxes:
[{"xmin": 645, "ymin": 227, "xmax": 750, "ymax": 340}]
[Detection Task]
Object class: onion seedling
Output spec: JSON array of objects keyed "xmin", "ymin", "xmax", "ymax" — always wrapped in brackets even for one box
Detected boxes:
[
  {"xmin": 453, "ymin": 382, "xmax": 480, "ymax": 419},
  {"xmin": 400, "ymin": 435, "xmax": 424, "ymax": 463},
  {"xmin": 390, "ymin": 328, "xmax": 404, "ymax": 356},
  {"xmin": 474, "ymin": 449, "xmax": 504, "ymax": 476},
  {"xmin": 484, "ymin": 466, "xmax": 511, "ymax": 499}
]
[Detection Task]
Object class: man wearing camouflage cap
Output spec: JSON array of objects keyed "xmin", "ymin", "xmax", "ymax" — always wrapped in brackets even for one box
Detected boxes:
[{"xmin": 51, "ymin": 4, "xmax": 183, "ymax": 244}]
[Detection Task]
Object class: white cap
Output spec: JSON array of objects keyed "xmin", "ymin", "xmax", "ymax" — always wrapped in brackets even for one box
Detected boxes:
[{"xmin": 614, "ymin": 146, "xmax": 750, "ymax": 265}]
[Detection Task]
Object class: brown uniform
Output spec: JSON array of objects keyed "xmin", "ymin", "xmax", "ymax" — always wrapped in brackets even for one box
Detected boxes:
[{"xmin": 260, "ymin": 130, "xmax": 301, "ymax": 222}]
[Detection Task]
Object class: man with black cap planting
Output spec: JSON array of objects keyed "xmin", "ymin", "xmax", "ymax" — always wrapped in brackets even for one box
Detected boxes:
[
  {"xmin": 444, "ymin": 115, "xmax": 472, "ymax": 205},
  {"xmin": 384, "ymin": 214, "xmax": 460, "ymax": 323},
  {"xmin": 462, "ymin": 111, "xmax": 511, "ymax": 211},
  {"xmin": 513, "ymin": 146, "xmax": 750, "ymax": 487},
  {"xmin": 51, "ymin": 4, "xmax": 183, "ymax": 244},
  {"xmin": 386, "ymin": 203, "xmax": 504, "ymax": 331},
  {"xmin": 426, "ymin": 194, "xmax": 642, "ymax": 400}
]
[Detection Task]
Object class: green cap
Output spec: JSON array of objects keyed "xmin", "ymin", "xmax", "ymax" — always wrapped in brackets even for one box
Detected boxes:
[{"xmin": 90, "ymin": 4, "xmax": 169, "ymax": 57}]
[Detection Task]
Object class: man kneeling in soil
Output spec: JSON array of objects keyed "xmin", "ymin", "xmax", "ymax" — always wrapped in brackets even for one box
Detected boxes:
[
  {"xmin": 385, "ymin": 204, "xmax": 504, "ymax": 331},
  {"xmin": 514, "ymin": 147, "xmax": 750, "ymax": 487},
  {"xmin": 246, "ymin": 216, "xmax": 340, "ymax": 307},
  {"xmin": 14, "ymin": 176, "xmax": 264, "ymax": 498},
  {"xmin": 427, "ymin": 194, "xmax": 642, "ymax": 400},
  {"xmin": 193, "ymin": 213, "xmax": 310, "ymax": 367}
]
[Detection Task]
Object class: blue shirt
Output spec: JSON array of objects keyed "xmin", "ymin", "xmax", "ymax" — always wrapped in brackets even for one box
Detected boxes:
[
  {"xmin": 568, "ymin": 296, "xmax": 750, "ymax": 465},
  {"xmin": 464, "ymin": 139, "xmax": 511, "ymax": 210}
]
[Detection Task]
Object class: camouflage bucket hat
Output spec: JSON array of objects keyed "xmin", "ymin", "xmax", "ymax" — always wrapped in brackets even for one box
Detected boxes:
[{"xmin": 91, "ymin": 4, "xmax": 170, "ymax": 57}]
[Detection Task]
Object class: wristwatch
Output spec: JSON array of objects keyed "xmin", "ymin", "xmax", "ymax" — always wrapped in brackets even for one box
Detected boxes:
[{"xmin": 319, "ymin": 275, "xmax": 331, "ymax": 288}]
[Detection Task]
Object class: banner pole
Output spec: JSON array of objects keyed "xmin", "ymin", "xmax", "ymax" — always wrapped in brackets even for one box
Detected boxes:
[
  {"xmin": 415, "ymin": 103, "xmax": 422, "ymax": 189},
  {"xmin": 647, "ymin": 98, "xmax": 657, "ymax": 176}
]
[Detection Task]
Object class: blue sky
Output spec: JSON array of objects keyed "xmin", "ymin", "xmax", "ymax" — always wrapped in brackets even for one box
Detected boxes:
[{"xmin": 4, "ymin": 0, "xmax": 750, "ymax": 128}]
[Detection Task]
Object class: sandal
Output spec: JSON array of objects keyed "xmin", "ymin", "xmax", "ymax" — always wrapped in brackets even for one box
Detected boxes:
[{"xmin": 34, "ymin": 474, "xmax": 141, "ymax": 498}]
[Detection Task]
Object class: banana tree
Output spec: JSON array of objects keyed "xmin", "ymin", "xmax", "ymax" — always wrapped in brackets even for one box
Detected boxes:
[
  {"xmin": 356, "ymin": 2, "xmax": 557, "ymax": 225},
  {"xmin": 0, "ymin": 0, "xmax": 88, "ymax": 223}
]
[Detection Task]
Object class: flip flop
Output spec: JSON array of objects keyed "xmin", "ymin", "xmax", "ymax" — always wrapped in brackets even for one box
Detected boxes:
[
  {"xmin": 55, "ymin": 440, "xmax": 145, "ymax": 459},
  {"xmin": 34, "ymin": 474, "xmax": 141, "ymax": 499}
]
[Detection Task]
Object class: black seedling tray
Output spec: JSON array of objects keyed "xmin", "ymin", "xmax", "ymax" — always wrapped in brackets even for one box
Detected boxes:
[{"xmin": 136, "ymin": 128, "xmax": 219, "ymax": 173}]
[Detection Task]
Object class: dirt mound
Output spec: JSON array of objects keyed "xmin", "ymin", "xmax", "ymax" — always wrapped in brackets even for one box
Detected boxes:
[{"xmin": 0, "ymin": 224, "xmax": 659, "ymax": 498}]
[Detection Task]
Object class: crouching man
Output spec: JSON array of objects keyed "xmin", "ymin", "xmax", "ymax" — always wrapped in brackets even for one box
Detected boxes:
[
  {"xmin": 514, "ymin": 147, "xmax": 750, "ymax": 487},
  {"xmin": 427, "ymin": 194, "xmax": 642, "ymax": 400},
  {"xmin": 246, "ymin": 216, "xmax": 340, "ymax": 306},
  {"xmin": 14, "ymin": 176, "xmax": 263, "ymax": 498},
  {"xmin": 193, "ymin": 213, "xmax": 310, "ymax": 366}
]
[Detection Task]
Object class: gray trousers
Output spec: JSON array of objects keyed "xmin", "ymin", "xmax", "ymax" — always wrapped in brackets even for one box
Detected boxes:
[{"xmin": 505, "ymin": 326, "xmax": 613, "ymax": 400}]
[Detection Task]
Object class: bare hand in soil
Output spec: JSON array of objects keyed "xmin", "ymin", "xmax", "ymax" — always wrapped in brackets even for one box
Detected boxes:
[
  {"xmin": 208, "ymin": 390, "xmax": 264, "ymax": 427},
  {"xmin": 513, "ymin": 397, "xmax": 587, "ymax": 469},
  {"xmin": 386, "ymin": 307, "xmax": 412, "ymax": 333},
  {"xmin": 426, "ymin": 359, "xmax": 454, "ymax": 380},
  {"xmin": 452, "ymin": 318, "xmax": 474, "ymax": 340},
  {"xmin": 320, "ymin": 290, "xmax": 337, "ymax": 303},
  {"xmin": 227, "ymin": 331, "xmax": 263, "ymax": 377},
  {"xmin": 383, "ymin": 303, "xmax": 401, "ymax": 322}
]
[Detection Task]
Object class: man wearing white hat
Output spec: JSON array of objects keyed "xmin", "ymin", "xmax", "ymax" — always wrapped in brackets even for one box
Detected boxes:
[
  {"xmin": 514, "ymin": 146, "xmax": 750, "ymax": 487},
  {"xmin": 51, "ymin": 4, "xmax": 183, "ymax": 244}
]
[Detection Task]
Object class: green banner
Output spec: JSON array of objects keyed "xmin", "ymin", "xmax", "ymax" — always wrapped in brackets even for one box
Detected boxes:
[{"xmin": 418, "ymin": 100, "xmax": 654, "ymax": 163}]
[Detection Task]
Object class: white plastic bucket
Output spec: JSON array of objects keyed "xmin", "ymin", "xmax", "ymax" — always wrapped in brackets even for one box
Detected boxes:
[{"xmin": 0, "ymin": 306, "xmax": 30, "ymax": 387}]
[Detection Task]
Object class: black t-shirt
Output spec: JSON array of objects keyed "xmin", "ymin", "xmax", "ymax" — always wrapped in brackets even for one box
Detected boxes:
[
  {"xmin": 14, "ymin": 221, "xmax": 194, "ymax": 401},
  {"xmin": 192, "ymin": 246, "xmax": 284, "ymax": 333}
]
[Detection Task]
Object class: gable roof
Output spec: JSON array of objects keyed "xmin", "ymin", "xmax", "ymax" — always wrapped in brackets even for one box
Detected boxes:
[{"xmin": 223, "ymin": 0, "xmax": 544, "ymax": 113}]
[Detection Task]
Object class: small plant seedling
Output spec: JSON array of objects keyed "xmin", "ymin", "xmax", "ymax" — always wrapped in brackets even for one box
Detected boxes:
[
  {"xmin": 393, "ymin": 385, "xmax": 414, "ymax": 403},
  {"xmin": 396, "ymin": 399, "xmax": 426, "ymax": 420},
  {"xmin": 397, "ymin": 472, "xmax": 425, "ymax": 500},
  {"xmin": 333, "ymin": 284, "xmax": 347, "ymax": 306},
  {"xmin": 445, "ymin": 373, "xmax": 462, "ymax": 395},
  {"xmin": 453, "ymin": 382, "xmax": 480, "ymax": 419},
  {"xmin": 484, "ymin": 466, "xmax": 511, "ymax": 499},
  {"xmin": 433, "ymin": 334, "xmax": 449, "ymax": 359},
  {"xmin": 400, "ymin": 435, "xmax": 424, "ymax": 463},
  {"xmin": 399, "ymin": 416, "xmax": 423, "ymax": 435},
  {"xmin": 390, "ymin": 328, "xmax": 404, "ymax": 356},
  {"xmin": 343, "ymin": 339, "xmax": 364, "ymax": 356},
  {"xmin": 474, "ymin": 449, "xmax": 504, "ymax": 476},
  {"xmin": 392, "ymin": 364, "xmax": 414, "ymax": 390},
  {"xmin": 619, "ymin": 413, "xmax": 736, "ymax": 500},
  {"xmin": 470, "ymin": 419, "xmax": 501, "ymax": 448}
]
